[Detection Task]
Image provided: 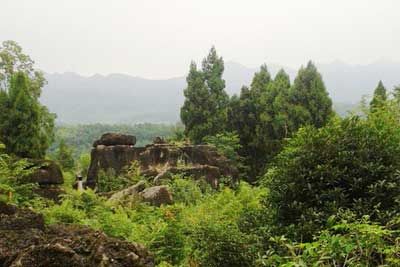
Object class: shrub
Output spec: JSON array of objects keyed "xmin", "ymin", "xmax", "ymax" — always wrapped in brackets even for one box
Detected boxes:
[
  {"xmin": 190, "ymin": 221, "xmax": 256, "ymax": 267},
  {"xmin": 259, "ymin": 216, "xmax": 400, "ymax": 266},
  {"xmin": 264, "ymin": 107, "xmax": 400, "ymax": 241}
]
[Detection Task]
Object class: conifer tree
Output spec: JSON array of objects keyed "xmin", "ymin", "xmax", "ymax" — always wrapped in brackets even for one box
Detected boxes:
[
  {"xmin": 289, "ymin": 61, "xmax": 333, "ymax": 131},
  {"xmin": 201, "ymin": 46, "xmax": 229, "ymax": 135},
  {"xmin": 228, "ymin": 65, "xmax": 272, "ymax": 180},
  {"xmin": 0, "ymin": 72, "xmax": 54, "ymax": 158},
  {"xmin": 370, "ymin": 80, "xmax": 387, "ymax": 110},
  {"xmin": 181, "ymin": 47, "xmax": 229, "ymax": 143},
  {"xmin": 180, "ymin": 62, "xmax": 212, "ymax": 143}
]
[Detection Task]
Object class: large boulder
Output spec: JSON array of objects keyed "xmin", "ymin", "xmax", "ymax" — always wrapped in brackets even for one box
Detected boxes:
[
  {"xmin": 27, "ymin": 160, "xmax": 64, "ymax": 185},
  {"xmin": 109, "ymin": 182, "xmax": 173, "ymax": 207},
  {"xmin": 93, "ymin": 133, "xmax": 136, "ymax": 147},
  {"xmin": 0, "ymin": 202, "xmax": 154, "ymax": 267},
  {"xmin": 139, "ymin": 186, "xmax": 173, "ymax": 207}
]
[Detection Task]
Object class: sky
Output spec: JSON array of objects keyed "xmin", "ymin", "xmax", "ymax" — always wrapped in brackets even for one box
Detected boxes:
[{"xmin": 1, "ymin": 0, "xmax": 399, "ymax": 79}]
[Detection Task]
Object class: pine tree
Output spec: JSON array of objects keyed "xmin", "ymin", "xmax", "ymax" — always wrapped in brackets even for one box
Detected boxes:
[
  {"xmin": 289, "ymin": 61, "xmax": 333, "ymax": 131},
  {"xmin": 201, "ymin": 46, "xmax": 229, "ymax": 135},
  {"xmin": 181, "ymin": 47, "xmax": 229, "ymax": 143},
  {"xmin": 180, "ymin": 62, "xmax": 212, "ymax": 143},
  {"xmin": 228, "ymin": 65, "xmax": 272, "ymax": 181},
  {"xmin": 370, "ymin": 80, "xmax": 387, "ymax": 110},
  {"xmin": 0, "ymin": 72, "xmax": 55, "ymax": 158}
]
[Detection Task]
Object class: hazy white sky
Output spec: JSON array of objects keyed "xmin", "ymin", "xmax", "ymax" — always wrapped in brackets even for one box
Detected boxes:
[{"xmin": 1, "ymin": 0, "xmax": 399, "ymax": 78}]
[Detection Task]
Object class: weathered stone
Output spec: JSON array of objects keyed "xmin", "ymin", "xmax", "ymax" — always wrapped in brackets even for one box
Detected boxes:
[
  {"xmin": 108, "ymin": 181, "xmax": 146, "ymax": 203},
  {"xmin": 0, "ymin": 202, "xmax": 155, "ymax": 267},
  {"xmin": 139, "ymin": 186, "xmax": 173, "ymax": 207},
  {"xmin": 153, "ymin": 165, "xmax": 221, "ymax": 188},
  {"xmin": 93, "ymin": 133, "xmax": 136, "ymax": 147},
  {"xmin": 0, "ymin": 202, "xmax": 45, "ymax": 231},
  {"xmin": 26, "ymin": 160, "xmax": 64, "ymax": 185},
  {"xmin": 86, "ymin": 136, "xmax": 238, "ymax": 189},
  {"xmin": 34, "ymin": 186, "xmax": 65, "ymax": 203},
  {"xmin": 109, "ymin": 182, "xmax": 173, "ymax": 207}
]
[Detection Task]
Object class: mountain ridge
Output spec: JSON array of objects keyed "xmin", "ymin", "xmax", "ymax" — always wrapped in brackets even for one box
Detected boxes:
[{"xmin": 41, "ymin": 61, "xmax": 400, "ymax": 124}]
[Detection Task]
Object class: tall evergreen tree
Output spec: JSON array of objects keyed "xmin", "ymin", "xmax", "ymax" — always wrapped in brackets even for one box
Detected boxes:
[
  {"xmin": 289, "ymin": 61, "xmax": 333, "ymax": 131},
  {"xmin": 201, "ymin": 46, "xmax": 229, "ymax": 135},
  {"xmin": 181, "ymin": 47, "xmax": 229, "ymax": 143},
  {"xmin": 0, "ymin": 72, "xmax": 54, "ymax": 158},
  {"xmin": 268, "ymin": 69, "xmax": 292, "ymax": 139},
  {"xmin": 180, "ymin": 62, "xmax": 211, "ymax": 143},
  {"xmin": 370, "ymin": 80, "xmax": 387, "ymax": 110},
  {"xmin": 228, "ymin": 65, "xmax": 272, "ymax": 180}
]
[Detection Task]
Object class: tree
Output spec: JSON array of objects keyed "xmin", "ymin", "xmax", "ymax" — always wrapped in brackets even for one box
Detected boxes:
[
  {"xmin": 370, "ymin": 80, "xmax": 387, "ymax": 110},
  {"xmin": 228, "ymin": 66, "xmax": 291, "ymax": 181},
  {"xmin": 0, "ymin": 40, "xmax": 45, "ymax": 98},
  {"xmin": 181, "ymin": 47, "xmax": 229, "ymax": 143},
  {"xmin": 0, "ymin": 72, "xmax": 55, "ymax": 158},
  {"xmin": 227, "ymin": 66, "xmax": 270, "ymax": 181},
  {"xmin": 180, "ymin": 62, "xmax": 212, "ymax": 143},
  {"xmin": 289, "ymin": 61, "xmax": 333, "ymax": 131},
  {"xmin": 267, "ymin": 69, "xmax": 292, "ymax": 139},
  {"xmin": 392, "ymin": 85, "xmax": 400, "ymax": 102},
  {"xmin": 55, "ymin": 139, "xmax": 75, "ymax": 170}
]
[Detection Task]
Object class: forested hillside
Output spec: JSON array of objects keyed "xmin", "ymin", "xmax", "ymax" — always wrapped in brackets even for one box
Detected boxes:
[{"xmin": 2, "ymin": 41, "xmax": 400, "ymax": 267}]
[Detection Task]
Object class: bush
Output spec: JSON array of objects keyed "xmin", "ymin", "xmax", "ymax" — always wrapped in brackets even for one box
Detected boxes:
[
  {"xmin": 259, "ymin": 215, "xmax": 400, "ymax": 266},
  {"xmin": 264, "ymin": 107, "xmax": 400, "ymax": 241},
  {"xmin": 190, "ymin": 222, "xmax": 256, "ymax": 267}
]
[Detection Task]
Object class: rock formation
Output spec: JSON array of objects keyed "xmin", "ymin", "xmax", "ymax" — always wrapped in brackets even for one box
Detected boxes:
[
  {"xmin": 109, "ymin": 182, "xmax": 173, "ymax": 207},
  {"xmin": 26, "ymin": 160, "xmax": 65, "ymax": 201},
  {"xmin": 87, "ymin": 134, "xmax": 238, "ymax": 189},
  {"xmin": 0, "ymin": 202, "xmax": 155, "ymax": 267}
]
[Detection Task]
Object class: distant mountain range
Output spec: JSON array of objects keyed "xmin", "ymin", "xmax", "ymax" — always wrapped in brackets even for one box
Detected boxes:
[{"xmin": 40, "ymin": 61, "xmax": 400, "ymax": 124}]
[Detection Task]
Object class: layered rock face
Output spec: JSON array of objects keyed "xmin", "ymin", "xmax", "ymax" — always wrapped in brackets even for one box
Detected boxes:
[
  {"xmin": 87, "ymin": 134, "xmax": 238, "ymax": 189},
  {"xmin": 0, "ymin": 202, "xmax": 155, "ymax": 267}
]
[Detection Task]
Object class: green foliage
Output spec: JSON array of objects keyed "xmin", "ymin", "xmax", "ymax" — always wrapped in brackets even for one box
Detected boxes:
[
  {"xmin": 260, "ymin": 216, "xmax": 400, "ymax": 266},
  {"xmin": 370, "ymin": 80, "xmax": 388, "ymax": 111},
  {"xmin": 228, "ymin": 67, "xmax": 292, "ymax": 181},
  {"xmin": 289, "ymin": 61, "xmax": 333, "ymax": 130},
  {"xmin": 0, "ymin": 144, "xmax": 38, "ymax": 204},
  {"xmin": 54, "ymin": 139, "xmax": 75, "ymax": 170},
  {"xmin": 41, "ymin": 175, "xmax": 265, "ymax": 266},
  {"xmin": 0, "ymin": 72, "xmax": 55, "ymax": 159},
  {"xmin": 96, "ymin": 167, "xmax": 140, "ymax": 193},
  {"xmin": 190, "ymin": 222, "xmax": 255, "ymax": 267},
  {"xmin": 77, "ymin": 153, "xmax": 91, "ymax": 177},
  {"xmin": 264, "ymin": 105, "xmax": 400, "ymax": 241},
  {"xmin": 49, "ymin": 123, "xmax": 179, "ymax": 157},
  {"xmin": 204, "ymin": 132, "xmax": 242, "ymax": 165},
  {"xmin": 181, "ymin": 47, "xmax": 229, "ymax": 143},
  {"xmin": 0, "ymin": 41, "xmax": 54, "ymax": 159},
  {"xmin": 0, "ymin": 40, "xmax": 45, "ymax": 97}
]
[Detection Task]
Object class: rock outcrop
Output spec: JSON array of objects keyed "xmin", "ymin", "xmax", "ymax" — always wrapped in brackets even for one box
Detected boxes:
[
  {"xmin": 27, "ymin": 160, "xmax": 64, "ymax": 185},
  {"xmin": 140, "ymin": 186, "xmax": 173, "ymax": 207},
  {"xmin": 0, "ymin": 202, "xmax": 155, "ymax": 267},
  {"xmin": 109, "ymin": 182, "xmax": 173, "ymax": 207},
  {"xmin": 25, "ymin": 160, "xmax": 65, "ymax": 201},
  {"xmin": 87, "ymin": 133, "xmax": 238, "ymax": 189},
  {"xmin": 93, "ymin": 133, "xmax": 137, "ymax": 147}
]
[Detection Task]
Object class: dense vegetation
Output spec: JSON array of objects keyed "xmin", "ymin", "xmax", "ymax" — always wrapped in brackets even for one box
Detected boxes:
[
  {"xmin": 49, "ymin": 123, "xmax": 182, "ymax": 157},
  {"xmin": 3, "ymin": 41, "xmax": 400, "ymax": 266}
]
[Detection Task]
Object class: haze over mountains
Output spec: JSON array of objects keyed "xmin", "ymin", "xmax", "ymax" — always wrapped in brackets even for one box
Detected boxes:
[{"xmin": 41, "ymin": 61, "xmax": 400, "ymax": 124}]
